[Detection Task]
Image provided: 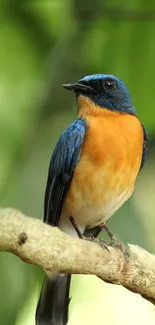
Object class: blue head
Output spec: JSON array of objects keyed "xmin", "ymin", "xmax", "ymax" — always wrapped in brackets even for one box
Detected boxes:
[{"xmin": 63, "ymin": 74, "xmax": 136, "ymax": 115}]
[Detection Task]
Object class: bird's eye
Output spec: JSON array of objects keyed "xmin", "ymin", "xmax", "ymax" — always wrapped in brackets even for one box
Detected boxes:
[{"xmin": 103, "ymin": 79, "xmax": 116, "ymax": 91}]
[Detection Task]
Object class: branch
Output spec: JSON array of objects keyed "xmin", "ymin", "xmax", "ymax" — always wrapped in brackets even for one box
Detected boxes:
[{"xmin": 0, "ymin": 208, "xmax": 155, "ymax": 305}]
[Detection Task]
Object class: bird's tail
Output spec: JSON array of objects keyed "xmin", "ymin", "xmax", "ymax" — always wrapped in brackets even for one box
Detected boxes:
[{"xmin": 35, "ymin": 274, "xmax": 71, "ymax": 325}]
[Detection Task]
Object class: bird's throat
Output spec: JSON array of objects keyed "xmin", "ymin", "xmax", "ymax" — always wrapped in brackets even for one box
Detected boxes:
[{"xmin": 77, "ymin": 95, "xmax": 119, "ymax": 118}]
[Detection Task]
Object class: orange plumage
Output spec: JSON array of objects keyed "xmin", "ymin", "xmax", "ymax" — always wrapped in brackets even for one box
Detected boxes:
[{"xmin": 63, "ymin": 96, "xmax": 144, "ymax": 228}]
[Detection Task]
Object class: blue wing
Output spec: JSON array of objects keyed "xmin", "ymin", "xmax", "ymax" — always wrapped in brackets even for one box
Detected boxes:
[
  {"xmin": 140, "ymin": 124, "xmax": 148, "ymax": 170},
  {"xmin": 44, "ymin": 118, "xmax": 87, "ymax": 226}
]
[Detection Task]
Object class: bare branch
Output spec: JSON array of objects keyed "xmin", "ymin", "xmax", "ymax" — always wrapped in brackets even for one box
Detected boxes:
[{"xmin": 0, "ymin": 208, "xmax": 155, "ymax": 304}]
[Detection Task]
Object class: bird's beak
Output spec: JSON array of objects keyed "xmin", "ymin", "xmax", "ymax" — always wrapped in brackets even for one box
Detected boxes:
[{"xmin": 62, "ymin": 82, "xmax": 96, "ymax": 93}]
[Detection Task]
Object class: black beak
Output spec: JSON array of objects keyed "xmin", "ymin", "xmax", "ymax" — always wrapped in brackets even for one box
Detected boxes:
[{"xmin": 62, "ymin": 82, "xmax": 97, "ymax": 93}]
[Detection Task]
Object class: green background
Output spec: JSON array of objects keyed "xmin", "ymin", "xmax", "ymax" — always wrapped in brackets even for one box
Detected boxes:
[{"xmin": 0, "ymin": 1, "xmax": 155, "ymax": 324}]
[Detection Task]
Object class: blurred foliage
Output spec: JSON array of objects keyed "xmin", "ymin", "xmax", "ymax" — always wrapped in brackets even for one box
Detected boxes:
[
  {"xmin": 68, "ymin": 275, "xmax": 155, "ymax": 325},
  {"xmin": 0, "ymin": 1, "xmax": 155, "ymax": 324}
]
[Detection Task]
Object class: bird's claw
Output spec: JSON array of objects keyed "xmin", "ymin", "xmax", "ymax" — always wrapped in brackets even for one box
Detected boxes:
[
  {"xmin": 103, "ymin": 224, "xmax": 129, "ymax": 261},
  {"xmin": 109, "ymin": 236, "xmax": 129, "ymax": 261},
  {"xmin": 69, "ymin": 216, "xmax": 109, "ymax": 251},
  {"xmin": 84, "ymin": 236, "xmax": 109, "ymax": 251},
  {"xmin": 69, "ymin": 216, "xmax": 128, "ymax": 258}
]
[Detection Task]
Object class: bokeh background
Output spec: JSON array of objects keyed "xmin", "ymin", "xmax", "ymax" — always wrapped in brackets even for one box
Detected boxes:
[{"xmin": 1, "ymin": 1, "xmax": 155, "ymax": 324}]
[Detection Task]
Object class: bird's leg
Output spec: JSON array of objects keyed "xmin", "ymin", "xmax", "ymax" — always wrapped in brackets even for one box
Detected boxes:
[
  {"xmin": 103, "ymin": 223, "xmax": 129, "ymax": 260},
  {"xmin": 69, "ymin": 216, "xmax": 83, "ymax": 238},
  {"xmin": 86, "ymin": 226, "xmax": 103, "ymax": 238},
  {"xmin": 69, "ymin": 216, "xmax": 109, "ymax": 251}
]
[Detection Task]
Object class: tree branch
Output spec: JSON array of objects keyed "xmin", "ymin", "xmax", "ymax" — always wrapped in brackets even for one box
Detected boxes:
[{"xmin": 0, "ymin": 208, "xmax": 155, "ymax": 304}]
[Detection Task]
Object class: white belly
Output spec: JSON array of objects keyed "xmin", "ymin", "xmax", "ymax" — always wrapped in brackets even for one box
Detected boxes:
[
  {"xmin": 60, "ymin": 176, "xmax": 134, "ymax": 237},
  {"xmin": 79, "ymin": 185, "xmax": 134, "ymax": 228}
]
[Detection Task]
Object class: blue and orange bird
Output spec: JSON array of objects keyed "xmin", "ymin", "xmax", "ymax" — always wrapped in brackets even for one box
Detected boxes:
[{"xmin": 36, "ymin": 74, "xmax": 148, "ymax": 325}]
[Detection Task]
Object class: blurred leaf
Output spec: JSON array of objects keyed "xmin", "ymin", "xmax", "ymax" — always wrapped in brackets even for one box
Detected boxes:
[{"xmin": 68, "ymin": 275, "xmax": 155, "ymax": 325}]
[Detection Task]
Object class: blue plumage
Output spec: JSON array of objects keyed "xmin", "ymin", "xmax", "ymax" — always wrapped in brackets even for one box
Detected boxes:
[
  {"xmin": 140, "ymin": 124, "xmax": 148, "ymax": 170},
  {"xmin": 44, "ymin": 118, "xmax": 87, "ymax": 226},
  {"xmin": 79, "ymin": 74, "xmax": 136, "ymax": 114},
  {"xmin": 80, "ymin": 73, "xmax": 122, "ymax": 83}
]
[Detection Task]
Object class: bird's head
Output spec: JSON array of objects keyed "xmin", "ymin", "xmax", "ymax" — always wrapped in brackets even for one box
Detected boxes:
[{"xmin": 63, "ymin": 74, "xmax": 136, "ymax": 115}]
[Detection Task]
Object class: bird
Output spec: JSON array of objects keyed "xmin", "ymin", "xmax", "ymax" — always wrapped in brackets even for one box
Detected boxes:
[{"xmin": 35, "ymin": 74, "xmax": 148, "ymax": 325}]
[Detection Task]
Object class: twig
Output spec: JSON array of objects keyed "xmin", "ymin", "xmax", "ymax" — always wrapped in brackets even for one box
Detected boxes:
[{"xmin": 0, "ymin": 208, "xmax": 155, "ymax": 304}]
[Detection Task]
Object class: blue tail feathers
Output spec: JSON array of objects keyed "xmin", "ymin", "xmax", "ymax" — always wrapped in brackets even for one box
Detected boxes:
[{"xmin": 36, "ymin": 274, "xmax": 71, "ymax": 325}]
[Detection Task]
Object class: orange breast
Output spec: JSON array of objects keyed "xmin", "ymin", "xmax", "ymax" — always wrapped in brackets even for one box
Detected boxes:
[{"xmin": 64, "ymin": 107, "xmax": 144, "ymax": 228}]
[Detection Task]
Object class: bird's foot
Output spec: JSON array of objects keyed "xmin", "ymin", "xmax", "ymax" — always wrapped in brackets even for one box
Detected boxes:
[
  {"xmin": 69, "ymin": 216, "xmax": 109, "ymax": 251},
  {"xmin": 84, "ymin": 236, "xmax": 109, "ymax": 251},
  {"xmin": 103, "ymin": 224, "xmax": 129, "ymax": 261}
]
